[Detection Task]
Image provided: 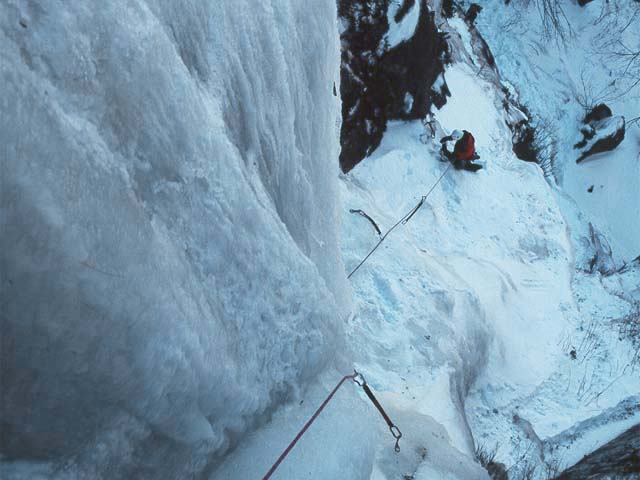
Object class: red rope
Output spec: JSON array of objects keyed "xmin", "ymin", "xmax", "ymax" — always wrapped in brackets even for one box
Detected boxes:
[
  {"xmin": 262, "ymin": 373, "xmax": 357, "ymax": 480},
  {"xmin": 261, "ymin": 371, "xmax": 402, "ymax": 479}
]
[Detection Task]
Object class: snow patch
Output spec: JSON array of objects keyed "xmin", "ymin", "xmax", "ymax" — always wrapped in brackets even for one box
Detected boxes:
[{"xmin": 385, "ymin": 0, "xmax": 421, "ymax": 49}]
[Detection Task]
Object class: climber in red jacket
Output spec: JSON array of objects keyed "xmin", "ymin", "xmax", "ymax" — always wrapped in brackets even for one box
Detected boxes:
[{"xmin": 440, "ymin": 129, "xmax": 483, "ymax": 172}]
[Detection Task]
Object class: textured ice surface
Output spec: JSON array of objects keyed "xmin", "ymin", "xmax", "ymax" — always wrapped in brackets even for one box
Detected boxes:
[{"xmin": 0, "ymin": 0, "xmax": 346, "ymax": 475}]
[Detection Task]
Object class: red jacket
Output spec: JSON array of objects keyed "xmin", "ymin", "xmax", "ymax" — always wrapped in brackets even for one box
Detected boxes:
[{"xmin": 454, "ymin": 131, "xmax": 476, "ymax": 161}]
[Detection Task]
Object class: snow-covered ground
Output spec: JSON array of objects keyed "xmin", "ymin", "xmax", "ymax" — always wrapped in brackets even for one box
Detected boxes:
[
  {"xmin": 339, "ymin": 59, "xmax": 639, "ymax": 478},
  {"xmin": 240, "ymin": 9, "xmax": 638, "ymax": 478},
  {"xmin": 474, "ymin": 0, "xmax": 640, "ymax": 263},
  {"xmin": 218, "ymin": 33, "xmax": 638, "ymax": 477}
]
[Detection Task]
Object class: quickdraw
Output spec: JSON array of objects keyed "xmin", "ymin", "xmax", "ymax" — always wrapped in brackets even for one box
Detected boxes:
[{"xmin": 262, "ymin": 370, "xmax": 402, "ymax": 480}]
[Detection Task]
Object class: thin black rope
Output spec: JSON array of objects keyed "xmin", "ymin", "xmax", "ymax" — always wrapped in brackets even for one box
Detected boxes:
[{"xmin": 347, "ymin": 163, "xmax": 451, "ymax": 279}]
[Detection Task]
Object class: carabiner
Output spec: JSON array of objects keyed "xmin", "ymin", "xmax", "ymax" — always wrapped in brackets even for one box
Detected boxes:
[
  {"xmin": 389, "ymin": 425, "xmax": 402, "ymax": 452},
  {"xmin": 352, "ymin": 370, "xmax": 366, "ymax": 387}
]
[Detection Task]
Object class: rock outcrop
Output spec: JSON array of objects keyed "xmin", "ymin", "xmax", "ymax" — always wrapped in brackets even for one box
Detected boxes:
[
  {"xmin": 338, "ymin": 0, "xmax": 449, "ymax": 171},
  {"xmin": 575, "ymin": 104, "xmax": 626, "ymax": 163},
  {"xmin": 555, "ymin": 424, "xmax": 640, "ymax": 479}
]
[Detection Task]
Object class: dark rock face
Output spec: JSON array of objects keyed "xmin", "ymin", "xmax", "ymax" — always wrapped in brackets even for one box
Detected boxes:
[
  {"xmin": 584, "ymin": 103, "xmax": 612, "ymax": 124},
  {"xmin": 504, "ymin": 99, "xmax": 549, "ymax": 171},
  {"xmin": 465, "ymin": 3, "xmax": 483, "ymax": 24},
  {"xmin": 512, "ymin": 117, "xmax": 538, "ymax": 164},
  {"xmin": 554, "ymin": 424, "xmax": 640, "ymax": 479},
  {"xmin": 485, "ymin": 461, "xmax": 508, "ymax": 480},
  {"xmin": 442, "ymin": 0, "xmax": 455, "ymax": 18},
  {"xmin": 338, "ymin": 0, "xmax": 449, "ymax": 172},
  {"xmin": 476, "ymin": 33, "xmax": 496, "ymax": 68}
]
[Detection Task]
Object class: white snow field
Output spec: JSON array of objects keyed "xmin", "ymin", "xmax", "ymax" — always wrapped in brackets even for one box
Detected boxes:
[
  {"xmin": 340, "ymin": 63, "xmax": 639, "ymax": 478},
  {"xmin": 474, "ymin": 0, "xmax": 640, "ymax": 263},
  {"xmin": 2, "ymin": 1, "xmax": 639, "ymax": 479}
]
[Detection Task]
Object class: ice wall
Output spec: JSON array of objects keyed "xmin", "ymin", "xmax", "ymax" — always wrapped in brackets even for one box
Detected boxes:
[{"xmin": 0, "ymin": 0, "xmax": 345, "ymax": 476}]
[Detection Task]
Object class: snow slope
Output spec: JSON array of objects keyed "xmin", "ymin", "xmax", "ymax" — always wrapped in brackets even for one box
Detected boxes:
[
  {"xmin": 1, "ymin": 1, "xmax": 347, "ymax": 477},
  {"xmin": 345, "ymin": 61, "xmax": 570, "ymax": 441},
  {"xmin": 474, "ymin": 0, "xmax": 640, "ymax": 262},
  {"xmin": 220, "ymin": 52, "xmax": 637, "ymax": 480},
  {"xmin": 218, "ymin": 9, "xmax": 638, "ymax": 480},
  {"xmin": 340, "ymin": 62, "xmax": 577, "ymax": 477}
]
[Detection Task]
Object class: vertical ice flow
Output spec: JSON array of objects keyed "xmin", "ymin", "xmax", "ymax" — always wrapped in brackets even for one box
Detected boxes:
[{"xmin": 0, "ymin": 0, "xmax": 347, "ymax": 463}]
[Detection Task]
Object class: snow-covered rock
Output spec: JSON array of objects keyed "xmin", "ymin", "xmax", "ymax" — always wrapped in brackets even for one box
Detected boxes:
[
  {"xmin": 555, "ymin": 423, "xmax": 640, "ymax": 479},
  {"xmin": 575, "ymin": 115, "xmax": 626, "ymax": 164}
]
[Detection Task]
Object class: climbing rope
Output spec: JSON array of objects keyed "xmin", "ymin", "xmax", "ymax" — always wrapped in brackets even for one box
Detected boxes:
[
  {"xmin": 262, "ymin": 371, "xmax": 401, "ymax": 480},
  {"xmin": 347, "ymin": 163, "xmax": 452, "ymax": 279}
]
